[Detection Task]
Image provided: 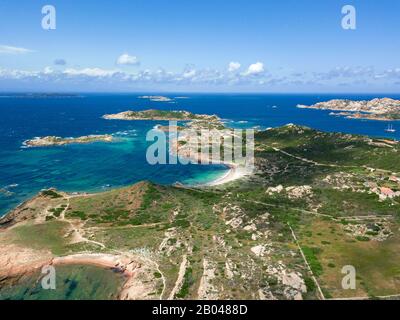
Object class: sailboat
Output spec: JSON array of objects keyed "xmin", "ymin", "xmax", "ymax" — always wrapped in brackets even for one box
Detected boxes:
[{"xmin": 385, "ymin": 124, "xmax": 396, "ymax": 133}]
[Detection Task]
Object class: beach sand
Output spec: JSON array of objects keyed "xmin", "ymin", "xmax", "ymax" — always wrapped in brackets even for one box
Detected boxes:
[{"xmin": 203, "ymin": 163, "xmax": 251, "ymax": 187}]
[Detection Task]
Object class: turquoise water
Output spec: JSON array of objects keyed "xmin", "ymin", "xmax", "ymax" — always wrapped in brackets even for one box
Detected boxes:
[
  {"xmin": 1, "ymin": 93, "xmax": 399, "ymax": 216},
  {"xmin": 0, "ymin": 264, "xmax": 126, "ymax": 300},
  {"xmin": 0, "ymin": 94, "xmax": 231, "ymax": 215}
]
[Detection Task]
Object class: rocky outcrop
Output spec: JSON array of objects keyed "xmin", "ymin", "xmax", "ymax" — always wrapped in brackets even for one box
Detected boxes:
[
  {"xmin": 298, "ymin": 98, "xmax": 400, "ymax": 121},
  {"xmin": 103, "ymin": 109, "xmax": 220, "ymax": 121},
  {"xmin": 24, "ymin": 135, "xmax": 113, "ymax": 147}
]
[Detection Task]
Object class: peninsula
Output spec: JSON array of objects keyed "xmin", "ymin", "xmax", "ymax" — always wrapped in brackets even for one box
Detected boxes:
[
  {"xmin": 298, "ymin": 98, "xmax": 400, "ymax": 121},
  {"xmin": 104, "ymin": 109, "xmax": 243, "ymax": 183}
]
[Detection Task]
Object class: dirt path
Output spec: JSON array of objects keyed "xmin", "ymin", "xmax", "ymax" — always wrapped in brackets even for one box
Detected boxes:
[
  {"xmin": 86, "ymin": 222, "xmax": 166, "ymax": 231},
  {"xmin": 197, "ymin": 258, "xmax": 218, "ymax": 300},
  {"xmin": 61, "ymin": 217, "xmax": 104, "ymax": 248},
  {"xmin": 67, "ymin": 221, "xmax": 106, "ymax": 249},
  {"xmin": 55, "ymin": 198, "xmax": 106, "ymax": 249},
  {"xmin": 59, "ymin": 199, "xmax": 69, "ymax": 220},
  {"xmin": 271, "ymin": 147, "xmax": 342, "ymax": 168},
  {"xmin": 330, "ymin": 293, "xmax": 400, "ymax": 300},
  {"xmin": 288, "ymin": 224, "xmax": 325, "ymax": 300},
  {"xmin": 168, "ymin": 254, "xmax": 187, "ymax": 299},
  {"xmin": 147, "ymin": 257, "xmax": 166, "ymax": 299},
  {"xmin": 271, "ymin": 146, "xmax": 399, "ymax": 175},
  {"xmin": 244, "ymin": 199, "xmax": 393, "ymax": 222}
]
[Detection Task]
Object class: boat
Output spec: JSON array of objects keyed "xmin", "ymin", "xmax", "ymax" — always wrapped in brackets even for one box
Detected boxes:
[{"xmin": 385, "ymin": 124, "xmax": 396, "ymax": 133}]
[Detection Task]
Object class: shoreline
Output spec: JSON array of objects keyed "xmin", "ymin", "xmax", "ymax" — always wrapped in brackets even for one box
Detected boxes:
[
  {"xmin": 199, "ymin": 163, "xmax": 249, "ymax": 187},
  {"xmin": 0, "ymin": 163, "xmax": 244, "ymax": 220},
  {"xmin": 297, "ymin": 97, "xmax": 400, "ymax": 122},
  {"xmin": 22, "ymin": 134, "xmax": 114, "ymax": 148},
  {"xmin": 0, "ymin": 249, "xmax": 153, "ymax": 300}
]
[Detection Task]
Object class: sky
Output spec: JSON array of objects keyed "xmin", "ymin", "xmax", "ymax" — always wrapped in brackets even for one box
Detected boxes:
[{"xmin": 0, "ymin": 0, "xmax": 400, "ymax": 92}]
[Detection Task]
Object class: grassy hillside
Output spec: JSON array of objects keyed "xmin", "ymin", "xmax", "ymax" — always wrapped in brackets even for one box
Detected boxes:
[{"xmin": 2, "ymin": 124, "xmax": 400, "ymax": 299}]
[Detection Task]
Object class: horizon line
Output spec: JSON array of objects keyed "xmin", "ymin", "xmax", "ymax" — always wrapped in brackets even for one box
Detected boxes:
[{"xmin": 1, "ymin": 91, "xmax": 400, "ymax": 96}]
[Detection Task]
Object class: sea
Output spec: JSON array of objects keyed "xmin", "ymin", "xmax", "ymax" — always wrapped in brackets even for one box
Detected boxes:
[
  {"xmin": 0, "ymin": 264, "xmax": 126, "ymax": 300},
  {"xmin": 1, "ymin": 93, "xmax": 399, "ymax": 216}
]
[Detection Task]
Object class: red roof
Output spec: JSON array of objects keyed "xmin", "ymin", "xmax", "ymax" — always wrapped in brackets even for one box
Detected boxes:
[{"xmin": 380, "ymin": 187, "xmax": 394, "ymax": 196}]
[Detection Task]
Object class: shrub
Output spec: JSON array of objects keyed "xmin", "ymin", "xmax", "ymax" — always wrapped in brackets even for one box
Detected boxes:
[
  {"xmin": 41, "ymin": 190, "xmax": 62, "ymax": 199},
  {"xmin": 302, "ymin": 246, "xmax": 323, "ymax": 276}
]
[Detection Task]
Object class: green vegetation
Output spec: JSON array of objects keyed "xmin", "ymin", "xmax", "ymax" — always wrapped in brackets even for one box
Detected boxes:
[
  {"xmin": 256, "ymin": 125, "xmax": 400, "ymax": 171},
  {"xmin": 301, "ymin": 246, "xmax": 323, "ymax": 276},
  {"xmin": 356, "ymin": 236, "xmax": 371, "ymax": 242},
  {"xmin": 3, "ymin": 123, "xmax": 400, "ymax": 300},
  {"xmin": 41, "ymin": 189, "xmax": 62, "ymax": 199},
  {"xmin": 69, "ymin": 210, "xmax": 87, "ymax": 220},
  {"xmin": 124, "ymin": 109, "xmax": 217, "ymax": 121},
  {"xmin": 10, "ymin": 221, "xmax": 70, "ymax": 255},
  {"xmin": 49, "ymin": 207, "xmax": 64, "ymax": 217},
  {"xmin": 176, "ymin": 267, "xmax": 194, "ymax": 299},
  {"xmin": 304, "ymin": 276, "xmax": 316, "ymax": 292}
]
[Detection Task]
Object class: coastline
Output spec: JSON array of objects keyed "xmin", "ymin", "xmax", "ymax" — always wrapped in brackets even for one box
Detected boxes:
[
  {"xmin": 0, "ymin": 249, "xmax": 155, "ymax": 300},
  {"xmin": 3, "ymin": 118, "xmax": 400, "ymax": 300},
  {"xmin": 201, "ymin": 163, "xmax": 249, "ymax": 187},
  {"xmin": 0, "ymin": 163, "xmax": 241, "ymax": 220},
  {"xmin": 22, "ymin": 134, "xmax": 114, "ymax": 148},
  {"xmin": 170, "ymin": 138, "xmax": 250, "ymax": 187},
  {"xmin": 297, "ymin": 98, "xmax": 400, "ymax": 122}
]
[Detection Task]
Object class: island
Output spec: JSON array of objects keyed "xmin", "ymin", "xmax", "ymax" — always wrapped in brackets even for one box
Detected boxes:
[
  {"xmin": 3, "ymin": 115, "xmax": 400, "ymax": 300},
  {"xmin": 298, "ymin": 98, "xmax": 400, "ymax": 121},
  {"xmin": 0, "ymin": 93, "xmax": 83, "ymax": 99},
  {"xmin": 104, "ymin": 109, "xmax": 235, "ymax": 174},
  {"xmin": 23, "ymin": 134, "xmax": 114, "ymax": 147},
  {"xmin": 102, "ymin": 109, "xmax": 220, "ymax": 122},
  {"xmin": 138, "ymin": 95, "xmax": 173, "ymax": 102}
]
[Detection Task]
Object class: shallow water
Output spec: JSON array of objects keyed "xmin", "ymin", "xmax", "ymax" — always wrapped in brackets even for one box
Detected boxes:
[
  {"xmin": 0, "ymin": 264, "xmax": 126, "ymax": 300},
  {"xmin": 1, "ymin": 93, "xmax": 399, "ymax": 215}
]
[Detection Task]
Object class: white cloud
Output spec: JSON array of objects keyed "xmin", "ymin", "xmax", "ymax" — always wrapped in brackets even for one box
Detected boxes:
[
  {"xmin": 182, "ymin": 69, "xmax": 197, "ymax": 79},
  {"xmin": 0, "ymin": 64, "xmax": 271, "ymax": 87},
  {"xmin": 245, "ymin": 62, "xmax": 264, "ymax": 76},
  {"xmin": 116, "ymin": 53, "xmax": 139, "ymax": 65},
  {"xmin": 377, "ymin": 67, "xmax": 400, "ymax": 79},
  {"xmin": 0, "ymin": 68, "xmax": 37, "ymax": 79},
  {"xmin": 228, "ymin": 61, "xmax": 241, "ymax": 72},
  {"xmin": 43, "ymin": 66, "xmax": 54, "ymax": 74},
  {"xmin": 3, "ymin": 62, "xmax": 392, "ymax": 90},
  {"xmin": 312, "ymin": 66, "xmax": 376, "ymax": 81},
  {"xmin": 0, "ymin": 45, "xmax": 34, "ymax": 54},
  {"xmin": 63, "ymin": 68, "xmax": 119, "ymax": 77}
]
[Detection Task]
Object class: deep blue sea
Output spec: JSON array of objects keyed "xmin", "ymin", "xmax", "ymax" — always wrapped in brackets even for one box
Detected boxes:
[{"xmin": 1, "ymin": 93, "xmax": 399, "ymax": 216}]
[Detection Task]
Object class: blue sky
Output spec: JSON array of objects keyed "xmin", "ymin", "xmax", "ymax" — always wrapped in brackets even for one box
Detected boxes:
[{"xmin": 1, "ymin": 0, "xmax": 400, "ymax": 92}]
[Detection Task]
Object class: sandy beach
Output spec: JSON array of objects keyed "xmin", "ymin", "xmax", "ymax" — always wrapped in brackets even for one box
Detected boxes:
[
  {"xmin": 169, "ymin": 137, "xmax": 252, "ymax": 187},
  {"xmin": 0, "ymin": 249, "xmax": 162, "ymax": 300},
  {"xmin": 204, "ymin": 163, "xmax": 251, "ymax": 186}
]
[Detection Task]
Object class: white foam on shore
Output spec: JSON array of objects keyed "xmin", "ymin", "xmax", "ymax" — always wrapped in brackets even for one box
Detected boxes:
[
  {"xmin": 112, "ymin": 129, "xmax": 137, "ymax": 136},
  {"xmin": 202, "ymin": 164, "xmax": 250, "ymax": 187}
]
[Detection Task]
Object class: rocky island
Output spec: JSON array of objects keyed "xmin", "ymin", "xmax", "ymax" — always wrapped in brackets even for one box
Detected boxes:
[
  {"xmin": 23, "ymin": 134, "xmax": 114, "ymax": 147},
  {"xmin": 138, "ymin": 95, "xmax": 173, "ymax": 102},
  {"xmin": 298, "ymin": 98, "xmax": 400, "ymax": 121},
  {"xmin": 102, "ymin": 109, "xmax": 220, "ymax": 122}
]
